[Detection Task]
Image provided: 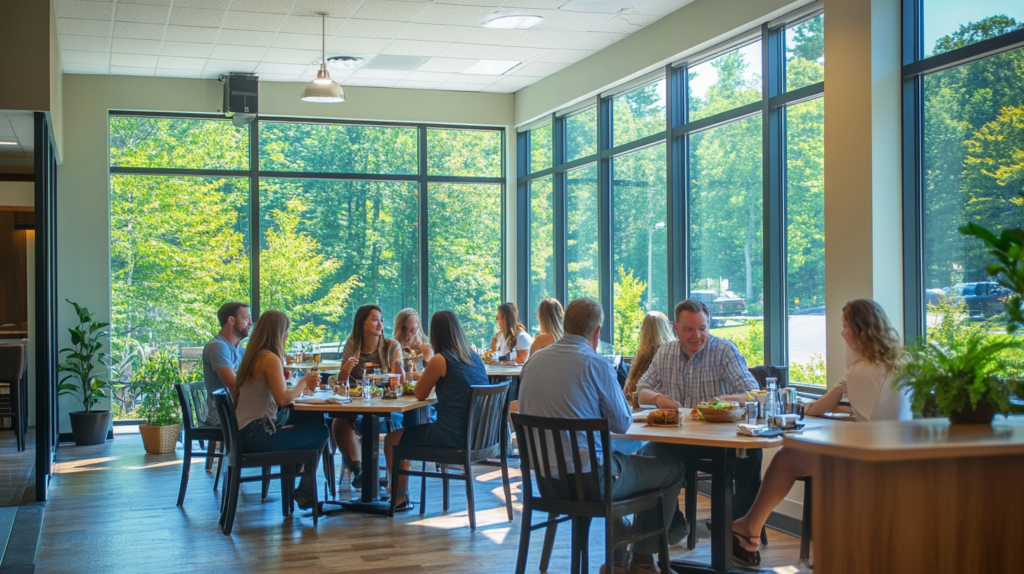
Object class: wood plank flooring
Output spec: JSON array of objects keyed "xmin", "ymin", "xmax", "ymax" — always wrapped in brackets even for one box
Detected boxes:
[
  {"xmin": 36, "ymin": 432, "xmax": 812, "ymax": 573},
  {"xmin": 0, "ymin": 429, "xmax": 34, "ymax": 507}
]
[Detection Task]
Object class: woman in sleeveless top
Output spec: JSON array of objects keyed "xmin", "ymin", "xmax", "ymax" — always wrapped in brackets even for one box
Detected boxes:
[
  {"xmin": 383, "ymin": 310, "xmax": 488, "ymax": 511},
  {"xmin": 489, "ymin": 302, "xmax": 533, "ymax": 365},
  {"xmin": 393, "ymin": 308, "xmax": 434, "ymax": 380},
  {"xmin": 529, "ymin": 298, "xmax": 564, "ymax": 356},
  {"xmin": 233, "ymin": 310, "xmax": 328, "ymax": 510},
  {"xmin": 730, "ymin": 299, "xmax": 910, "ymax": 566},
  {"xmin": 332, "ymin": 304, "xmax": 406, "ymax": 488}
]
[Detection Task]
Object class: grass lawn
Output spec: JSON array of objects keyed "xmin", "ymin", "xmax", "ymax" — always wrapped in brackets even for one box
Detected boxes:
[{"xmin": 711, "ymin": 321, "xmax": 758, "ymax": 338}]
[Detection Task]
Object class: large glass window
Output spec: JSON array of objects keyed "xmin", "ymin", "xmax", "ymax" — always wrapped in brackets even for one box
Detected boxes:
[
  {"xmin": 566, "ymin": 108, "xmax": 597, "ymax": 162},
  {"xmin": 613, "ymin": 79, "xmax": 666, "ymax": 148},
  {"xmin": 688, "ymin": 41, "xmax": 762, "ymax": 122},
  {"xmin": 613, "ymin": 143, "xmax": 667, "ymax": 355},
  {"xmin": 260, "ymin": 122, "xmax": 417, "ymax": 174},
  {"xmin": 567, "ymin": 164, "xmax": 599, "ymax": 301},
  {"xmin": 923, "ymin": 0, "xmax": 1024, "ymax": 56},
  {"xmin": 786, "ymin": 14, "xmax": 824, "ymax": 92},
  {"xmin": 529, "ymin": 176, "xmax": 555, "ymax": 332},
  {"xmin": 689, "ymin": 116, "xmax": 763, "ymax": 362},
  {"xmin": 110, "ymin": 116, "xmax": 249, "ymax": 170},
  {"xmin": 428, "ymin": 129, "xmax": 502, "ymax": 178},
  {"xmin": 786, "ymin": 98, "xmax": 826, "ymax": 385},
  {"xmin": 529, "ymin": 122, "xmax": 552, "ymax": 174}
]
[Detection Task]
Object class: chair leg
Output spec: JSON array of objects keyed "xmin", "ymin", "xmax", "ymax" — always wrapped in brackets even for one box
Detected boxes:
[
  {"xmin": 540, "ymin": 513, "xmax": 558, "ymax": 573},
  {"xmin": 388, "ymin": 454, "xmax": 401, "ymax": 519},
  {"xmin": 761, "ymin": 525, "xmax": 769, "ymax": 547},
  {"xmin": 219, "ymin": 465, "xmax": 231, "ymax": 526},
  {"xmin": 322, "ymin": 446, "xmax": 335, "ymax": 501},
  {"xmin": 657, "ymin": 495, "xmax": 672, "ymax": 574},
  {"xmin": 515, "ymin": 505, "xmax": 532, "ymax": 574},
  {"xmin": 419, "ymin": 460, "xmax": 427, "ymax": 516},
  {"xmin": 685, "ymin": 466, "xmax": 698, "ymax": 550},
  {"xmin": 605, "ymin": 511, "xmax": 615, "ymax": 574},
  {"xmin": 578, "ymin": 517, "xmax": 592, "ymax": 574},
  {"xmin": 262, "ymin": 465, "xmax": 271, "ymax": 501},
  {"xmin": 441, "ymin": 464, "xmax": 450, "ymax": 513},
  {"xmin": 281, "ymin": 465, "xmax": 292, "ymax": 517},
  {"xmin": 464, "ymin": 456, "xmax": 476, "ymax": 530},
  {"xmin": 570, "ymin": 517, "xmax": 582, "ymax": 574},
  {"xmin": 177, "ymin": 437, "xmax": 192, "ymax": 507},
  {"xmin": 223, "ymin": 466, "xmax": 242, "ymax": 535},
  {"xmin": 500, "ymin": 451, "xmax": 513, "ymax": 522},
  {"xmin": 309, "ymin": 456, "xmax": 319, "ymax": 528},
  {"xmin": 213, "ymin": 443, "xmax": 224, "ymax": 491},
  {"xmin": 800, "ymin": 479, "xmax": 813, "ymax": 562}
]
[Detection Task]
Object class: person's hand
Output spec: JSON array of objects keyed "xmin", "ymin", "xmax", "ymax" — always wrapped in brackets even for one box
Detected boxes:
[
  {"xmin": 343, "ymin": 357, "xmax": 359, "ymax": 373},
  {"xmin": 300, "ymin": 371, "xmax": 319, "ymax": 391},
  {"xmin": 654, "ymin": 395, "xmax": 680, "ymax": 410}
]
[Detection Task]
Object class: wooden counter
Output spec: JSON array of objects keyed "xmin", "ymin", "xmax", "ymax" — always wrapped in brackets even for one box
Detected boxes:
[{"xmin": 785, "ymin": 417, "xmax": 1024, "ymax": 574}]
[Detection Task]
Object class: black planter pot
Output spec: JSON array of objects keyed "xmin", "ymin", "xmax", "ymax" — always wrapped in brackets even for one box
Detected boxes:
[
  {"xmin": 948, "ymin": 402, "xmax": 997, "ymax": 425},
  {"xmin": 68, "ymin": 410, "xmax": 112, "ymax": 445}
]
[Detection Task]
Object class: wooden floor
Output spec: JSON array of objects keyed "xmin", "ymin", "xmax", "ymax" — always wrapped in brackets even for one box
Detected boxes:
[
  {"xmin": 0, "ymin": 428, "xmax": 34, "ymax": 507},
  {"xmin": 36, "ymin": 432, "xmax": 811, "ymax": 573}
]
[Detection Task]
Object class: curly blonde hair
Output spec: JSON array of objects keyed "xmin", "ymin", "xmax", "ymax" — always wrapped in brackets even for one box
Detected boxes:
[{"xmin": 842, "ymin": 299, "xmax": 903, "ymax": 373}]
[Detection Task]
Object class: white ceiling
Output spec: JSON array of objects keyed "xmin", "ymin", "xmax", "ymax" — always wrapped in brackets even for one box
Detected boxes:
[
  {"xmin": 0, "ymin": 113, "xmax": 35, "ymax": 158},
  {"xmin": 55, "ymin": 0, "xmax": 696, "ymax": 93}
]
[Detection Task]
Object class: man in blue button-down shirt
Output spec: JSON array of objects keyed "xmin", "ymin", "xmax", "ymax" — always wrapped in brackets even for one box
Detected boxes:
[
  {"xmin": 635, "ymin": 299, "xmax": 763, "ymax": 521},
  {"xmin": 520, "ymin": 298, "xmax": 686, "ymax": 574}
]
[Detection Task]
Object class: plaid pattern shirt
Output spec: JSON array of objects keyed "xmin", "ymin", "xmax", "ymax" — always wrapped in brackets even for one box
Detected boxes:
[{"xmin": 635, "ymin": 335, "xmax": 759, "ymax": 407}]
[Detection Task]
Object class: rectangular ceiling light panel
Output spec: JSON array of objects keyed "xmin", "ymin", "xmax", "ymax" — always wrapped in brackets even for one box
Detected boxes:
[{"xmin": 463, "ymin": 60, "xmax": 522, "ymax": 75}]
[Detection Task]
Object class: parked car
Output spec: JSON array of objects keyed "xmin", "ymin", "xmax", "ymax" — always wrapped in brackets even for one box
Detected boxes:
[
  {"xmin": 961, "ymin": 281, "xmax": 1012, "ymax": 319},
  {"xmin": 689, "ymin": 290, "xmax": 746, "ymax": 327}
]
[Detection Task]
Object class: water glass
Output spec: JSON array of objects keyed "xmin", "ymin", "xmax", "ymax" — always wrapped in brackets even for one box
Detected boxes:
[{"xmin": 362, "ymin": 380, "xmax": 372, "ymax": 400}]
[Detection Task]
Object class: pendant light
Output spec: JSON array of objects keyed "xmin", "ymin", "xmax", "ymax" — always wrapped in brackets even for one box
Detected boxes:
[{"xmin": 301, "ymin": 13, "xmax": 344, "ymax": 103}]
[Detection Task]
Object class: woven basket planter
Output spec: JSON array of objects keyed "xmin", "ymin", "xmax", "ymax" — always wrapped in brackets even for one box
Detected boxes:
[{"xmin": 139, "ymin": 423, "xmax": 182, "ymax": 454}]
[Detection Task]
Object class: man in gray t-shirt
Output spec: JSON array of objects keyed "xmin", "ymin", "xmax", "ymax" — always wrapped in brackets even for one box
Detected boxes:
[{"xmin": 202, "ymin": 302, "xmax": 251, "ymax": 425}]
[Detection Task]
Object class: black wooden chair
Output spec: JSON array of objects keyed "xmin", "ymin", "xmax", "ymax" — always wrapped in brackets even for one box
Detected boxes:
[
  {"xmin": 798, "ymin": 476, "xmax": 812, "ymax": 563},
  {"xmin": 174, "ymin": 382, "xmax": 225, "ymax": 505},
  {"xmin": 212, "ymin": 389, "xmax": 320, "ymax": 535},
  {"xmin": 511, "ymin": 413, "xmax": 672, "ymax": 574},
  {"xmin": 388, "ymin": 382, "xmax": 513, "ymax": 530},
  {"xmin": 0, "ymin": 345, "xmax": 26, "ymax": 452}
]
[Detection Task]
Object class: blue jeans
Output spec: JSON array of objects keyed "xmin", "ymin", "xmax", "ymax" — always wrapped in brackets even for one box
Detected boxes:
[
  {"xmin": 604, "ymin": 451, "xmax": 686, "ymax": 555},
  {"xmin": 239, "ymin": 409, "xmax": 329, "ymax": 506}
]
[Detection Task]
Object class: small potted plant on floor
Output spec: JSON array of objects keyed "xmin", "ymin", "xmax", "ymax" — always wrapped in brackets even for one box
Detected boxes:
[
  {"xmin": 58, "ymin": 300, "xmax": 118, "ymax": 446},
  {"xmin": 896, "ymin": 222, "xmax": 1024, "ymax": 424},
  {"xmin": 133, "ymin": 349, "xmax": 184, "ymax": 454}
]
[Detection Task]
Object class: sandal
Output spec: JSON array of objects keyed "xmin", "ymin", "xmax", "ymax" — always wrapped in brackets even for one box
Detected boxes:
[
  {"xmin": 731, "ymin": 533, "xmax": 761, "ymax": 567},
  {"xmin": 392, "ymin": 490, "xmax": 415, "ymax": 512}
]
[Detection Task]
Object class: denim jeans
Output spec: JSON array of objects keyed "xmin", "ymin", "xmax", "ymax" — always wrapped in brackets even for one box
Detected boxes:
[
  {"xmin": 239, "ymin": 409, "xmax": 329, "ymax": 506},
  {"xmin": 603, "ymin": 451, "xmax": 686, "ymax": 555},
  {"xmin": 637, "ymin": 442, "xmax": 763, "ymax": 520}
]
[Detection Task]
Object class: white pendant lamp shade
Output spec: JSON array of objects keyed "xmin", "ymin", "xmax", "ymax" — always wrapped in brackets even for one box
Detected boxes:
[{"xmin": 301, "ymin": 13, "xmax": 344, "ymax": 104}]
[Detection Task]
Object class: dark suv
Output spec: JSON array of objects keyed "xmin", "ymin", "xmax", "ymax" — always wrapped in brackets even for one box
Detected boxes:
[
  {"xmin": 690, "ymin": 290, "xmax": 747, "ymax": 326},
  {"xmin": 962, "ymin": 282, "xmax": 1012, "ymax": 319}
]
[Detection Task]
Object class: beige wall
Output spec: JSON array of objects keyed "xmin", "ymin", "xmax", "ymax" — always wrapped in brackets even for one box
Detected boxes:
[
  {"xmin": 56, "ymin": 74, "xmax": 515, "ymax": 430},
  {"xmin": 0, "ymin": 182, "xmax": 34, "ymax": 207},
  {"xmin": 49, "ymin": 1, "xmax": 64, "ymax": 162},
  {"xmin": 0, "ymin": 0, "xmax": 50, "ymax": 112}
]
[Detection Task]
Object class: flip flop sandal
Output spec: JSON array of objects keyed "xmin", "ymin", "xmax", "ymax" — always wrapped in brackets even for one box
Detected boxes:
[{"xmin": 732, "ymin": 533, "xmax": 762, "ymax": 567}]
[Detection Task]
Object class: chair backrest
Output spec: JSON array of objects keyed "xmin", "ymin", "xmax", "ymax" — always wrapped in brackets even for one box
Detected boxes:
[
  {"xmin": 749, "ymin": 365, "xmax": 789, "ymax": 389},
  {"xmin": 212, "ymin": 389, "xmax": 241, "ymax": 465},
  {"xmin": 464, "ymin": 382, "xmax": 510, "ymax": 452},
  {"xmin": 510, "ymin": 412, "xmax": 610, "ymax": 507},
  {"xmin": 175, "ymin": 381, "xmax": 209, "ymax": 432},
  {"xmin": 0, "ymin": 344, "xmax": 25, "ymax": 383}
]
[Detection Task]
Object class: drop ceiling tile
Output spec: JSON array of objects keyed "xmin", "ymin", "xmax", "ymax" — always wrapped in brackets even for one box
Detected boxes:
[
  {"xmin": 121, "ymin": 0, "xmax": 172, "ymax": 5},
  {"xmin": 255, "ymin": 62, "xmax": 309, "ymax": 75},
  {"xmin": 110, "ymin": 53, "xmax": 159, "ymax": 67},
  {"xmin": 436, "ymin": 42, "xmax": 498, "ymax": 59},
  {"xmin": 209, "ymin": 44, "xmax": 268, "ymax": 61},
  {"xmin": 272, "ymin": 33, "xmax": 323, "ymax": 50},
  {"xmin": 455, "ymin": 27, "xmax": 522, "ymax": 45},
  {"xmin": 279, "ymin": 15, "xmax": 346, "ymax": 35},
  {"xmin": 112, "ymin": 37, "xmax": 163, "ymax": 54},
  {"xmin": 508, "ymin": 61, "xmax": 566, "ymax": 76},
  {"xmin": 417, "ymin": 57, "xmax": 474, "ymax": 73},
  {"xmin": 257, "ymin": 73, "xmax": 302, "ymax": 82},
  {"xmin": 345, "ymin": 77, "xmax": 398, "ymax": 87},
  {"xmin": 633, "ymin": 0, "xmax": 693, "ymax": 16},
  {"xmin": 393, "ymin": 80, "xmax": 442, "ymax": 89},
  {"xmin": 328, "ymin": 36, "xmax": 391, "ymax": 53},
  {"xmin": 410, "ymin": 4, "xmax": 494, "ymax": 26},
  {"xmin": 450, "ymin": 73, "xmax": 501, "ymax": 84},
  {"xmin": 481, "ymin": 84, "xmax": 517, "ymax": 92},
  {"xmin": 113, "ymin": 22, "xmax": 166, "ymax": 39},
  {"xmin": 203, "ymin": 59, "xmax": 260, "ymax": 75},
  {"xmin": 398, "ymin": 23, "xmax": 469, "ymax": 42},
  {"xmin": 164, "ymin": 25, "xmax": 220, "ymax": 43},
  {"xmin": 431, "ymin": 0, "xmax": 502, "ymax": 6},
  {"xmin": 352, "ymin": 1, "xmax": 428, "ymax": 23},
  {"xmin": 155, "ymin": 68, "xmax": 203, "ymax": 78},
  {"xmin": 533, "ymin": 10, "xmax": 617, "ymax": 31},
  {"xmin": 536, "ymin": 48, "xmax": 590, "ymax": 63},
  {"xmin": 160, "ymin": 41, "xmax": 213, "ymax": 57},
  {"xmin": 403, "ymin": 71, "xmax": 452, "ymax": 82},
  {"xmin": 157, "ymin": 56, "xmax": 207, "ymax": 69},
  {"xmin": 175, "ymin": 0, "xmax": 232, "ymax": 8},
  {"xmin": 337, "ymin": 19, "xmax": 408, "ymax": 39},
  {"xmin": 438, "ymin": 82, "xmax": 487, "ymax": 91},
  {"xmin": 110, "ymin": 65, "xmax": 157, "ymax": 76},
  {"xmin": 168, "ymin": 7, "xmax": 226, "ymax": 28},
  {"xmin": 215, "ymin": 29, "xmax": 276, "ymax": 46},
  {"xmin": 621, "ymin": 13, "xmax": 661, "ymax": 26},
  {"xmin": 351, "ymin": 69, "xmax": 409, "ymax": 80},
  {"xmin": 56, "ymin": 1, "xmax": 115, "ymax": 21},
  {"xmin": 222, "ymin": 10, "xmax": 284, "ymax": 31},
  {"xmin": 62, "ymin": 63, "xmax": 111, "ymax": 75},
  {"xmin": 497, "ymin": 0, "xmax": 568, "ymax": 8},
  {"xmin": 381, "ymin": 39, "xmax": 448, "ymax": 57},
  {"xmin": 572, "ymin": 31, "xmax": 626, "ymax": 50},
  {"xmin": 60, "ymin": 34, "xmax": 113, "ymax": 52},
  {"xmin": 62, "ymin": 50, "xmax": 110, "ymax": 65},
  {"xmin": 509, "ymin": 30, "xmax": 582, "ymax": 49},
  {"xmin": 590, "ymin": 16, "xmax": 648, "ymax": 35},
  {"xmin": 486, "ymin": 46, "xmax": 551, "ymax": 62},
  {"xmin": 57, "ymin": 18, "xmax": 113, "ymax": 37},
  {"xmin": 291, "ymin": 0, "xmax": 363, "ymax": 17},
  {"xmin": 263, "ymin": 48, "xmax": 321, "ymax": 64},
  {"xmin": 231, "ymin": 0, "xmax": 292, "ymax": 14},
  {"xmin": 493, "ymin": 75, "xmax": 534, "ymax": 88},
  {"xmin": 115, "ymin": 3, "xmax": 170, "ymax": 24}
]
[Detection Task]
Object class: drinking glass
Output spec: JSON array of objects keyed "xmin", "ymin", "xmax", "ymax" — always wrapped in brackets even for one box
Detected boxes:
[{"xmin": 360, "ymin": 379, "xmax": 372, "ymax": 400}]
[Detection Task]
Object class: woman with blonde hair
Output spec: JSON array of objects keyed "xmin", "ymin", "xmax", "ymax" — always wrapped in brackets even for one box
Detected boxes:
[
  {"xmin": 729, "ymin": 299, "xmax": 910, "ymax": 566},
  {"xmin": 393, "ymin": 308, "xmax": 434, "ymax": 368},
  {"xmin": 529, "ymin": 298, "xmax": 564, "ymax": 355},
  {"xmin": 490, "ymin": 302, "xmax": 533, "ymax": 365},
  {"xmin": 624, "ymin": 311, "xmax": 675, "ymax": 401},
  {"xmin": 233, "ymin": 310, "xmax": 328, "ymax": 510}
]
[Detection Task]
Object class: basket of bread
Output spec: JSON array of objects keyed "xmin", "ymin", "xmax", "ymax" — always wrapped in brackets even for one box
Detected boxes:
[
  {"xmin": 481, "ymin": 350, "xmax": 494, "ymax": 364},
  {"xmin": 647, "ymin": 409, "xmax": 681, "ymax": 427},
  {"xmin": 690, "ymin": 400, "xmax": 745, "ymax": 423}
]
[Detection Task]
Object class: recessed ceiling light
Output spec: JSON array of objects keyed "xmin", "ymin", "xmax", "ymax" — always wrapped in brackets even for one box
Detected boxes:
[
  {"xmin": 326, "ymin": 56, "xmax": 365, "ymax": 70},
  {"xmin": 481, "ymin": 14, "xmax": 543, "ymax": 29},
  {"xmin": 0, "ymin": 141, "xmax": 18, "ymax": 146},
  {"xmin": 463, "ymin": 60, "xmax": 522, "ymax": 75}
]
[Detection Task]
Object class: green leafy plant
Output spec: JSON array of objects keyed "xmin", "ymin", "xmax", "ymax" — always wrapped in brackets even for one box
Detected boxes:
[
  {"xmin": 613, "ymin": 265, "xmax": 646, "ymax": 355},
  {"xmin": 57, "ymin": 300, "xmax": 118, "ymax": 413},
  {"xmin": 959, "ymin": 222, "xmax": 1024, "ymax": 334},
  {"xmin": 131, "ymin": 349, "xmax": 183, "ymax": 427}
]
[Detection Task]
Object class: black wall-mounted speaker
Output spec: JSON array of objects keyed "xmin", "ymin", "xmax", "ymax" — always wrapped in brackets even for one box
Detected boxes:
[{"xmin": 223, "ymin": 73, "xmax": 259, "ymax": 115}]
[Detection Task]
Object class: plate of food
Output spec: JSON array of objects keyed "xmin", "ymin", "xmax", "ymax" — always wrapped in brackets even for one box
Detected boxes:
[
  {"xmin": 645, "ymin": 409, "xmax": 682, "ymax": 427},
  {"xmin": 691, "ymin": 401, "xmax": 745, "ymax": 423},
  {"xmin": 403, "ymin": 382, "xmax": 416, "ymax": 395}
]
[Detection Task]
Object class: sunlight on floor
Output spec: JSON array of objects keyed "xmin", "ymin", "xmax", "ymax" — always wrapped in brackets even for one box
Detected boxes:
[
  {"xmin": 481, "ymin": 526, "xmax": 510, "ymax": 544},
  {"xmin": 53, "ymin": 456, "xmax": 118, "ymax": 473},
  {"xmin": 408, "ymin": 506, "xmax": 517, "ymax": 531}
]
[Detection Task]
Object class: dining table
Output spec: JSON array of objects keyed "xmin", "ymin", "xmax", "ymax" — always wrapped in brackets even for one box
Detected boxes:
[
  {"xmin": 484, "ymin": 362, "xmax": 522, "ymax": 401},
  {"xmin": 613, "ymin": 411, "xmax": 837, "ymax": 573},
  {"xmin": 292, "ymin": 391, "xmax": 436, "ymax": 515}
]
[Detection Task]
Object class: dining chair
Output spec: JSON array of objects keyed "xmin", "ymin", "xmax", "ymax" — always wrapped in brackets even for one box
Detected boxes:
[
  {"xmin": 212, "ymin": 389, "xmax": 320, "ymax": 535},
  {"xmin": 388, "ymin": 382, "xmax": 512, "ymax": 530},
  {"xmin": 0, "ymin": 344, "xmax": 26, "ymax": 452},
  {"xmin": 174, "ymin": 382, "xmax": 225, "ymax": 505},
  {"xmin": 510, "ymin": 413, "xmax": 672, "ymax": 574}
]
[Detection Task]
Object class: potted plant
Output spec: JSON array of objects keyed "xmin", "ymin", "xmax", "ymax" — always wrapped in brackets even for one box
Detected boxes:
[
  {"xmin": 895, "ymin": 222, "xmax": 1024, "ymax": 424},
  {"xmin": 132, "ymin": 349, "xmax": 184, "ymax": 454},
  {"xmin": 58, "ymin": 300, "xmax": 118, "ymax": 446}
]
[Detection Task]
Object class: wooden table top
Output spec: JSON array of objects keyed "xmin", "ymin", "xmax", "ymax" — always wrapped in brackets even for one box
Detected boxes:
[
  {"xmin": 291, "ymin": 393, "xmax": 435, "ymax": 413},
  {"xmin": 783, "ymin": 416, "xmax": 1024, "ymax": 461},
  {"xmin": 613, "ymin": 411, "xmax": 839, "ymax": 449},
  {"xmin": 484, "ymin": 363, "xmax": 522, "ymax": 377}
]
